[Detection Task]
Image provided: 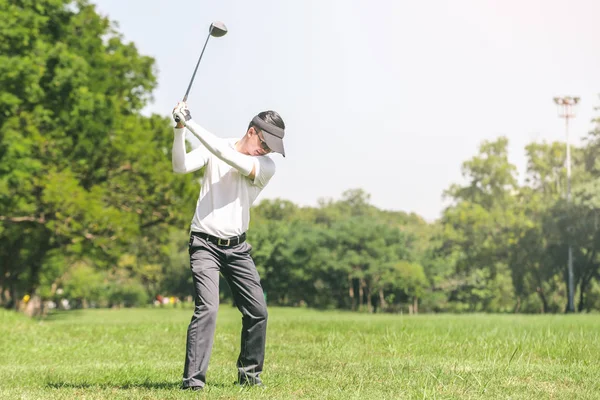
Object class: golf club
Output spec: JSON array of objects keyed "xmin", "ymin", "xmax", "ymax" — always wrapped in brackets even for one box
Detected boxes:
[{"xmin": 182, "ymin": 21, "xmax": 227, "ymax": 102}]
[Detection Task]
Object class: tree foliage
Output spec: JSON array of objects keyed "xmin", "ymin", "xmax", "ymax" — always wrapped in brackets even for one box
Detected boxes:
[
  {"xmin": 2, "ymin": 1, "xmax": 599, "ymax": 315},
  {"xmin": 0, "ymin": 0, "xmax": 198, "ymax": 312}
]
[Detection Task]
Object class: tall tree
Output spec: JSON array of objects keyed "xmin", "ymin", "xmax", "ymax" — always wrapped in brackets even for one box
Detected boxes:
[
  {"xmin": 568, "ymin": 94, "xmax": 600, "ymax": 311},
  {"xmin": 0, "ymin": 0, "xmax": 198, "ymax": 311},
  {"xmin": 440, "ymin": 137, "xmax": 519, "ymax": 312}
]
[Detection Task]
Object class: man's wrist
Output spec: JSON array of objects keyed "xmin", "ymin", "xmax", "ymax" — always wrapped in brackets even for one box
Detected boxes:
[{"xmin": 175, "ymin": 122, "xmax": 185, "ymax": 129}]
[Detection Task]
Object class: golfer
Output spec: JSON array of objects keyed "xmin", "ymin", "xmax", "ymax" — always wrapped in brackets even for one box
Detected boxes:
[{"xmin": 171, "ymin": 102, "xmax": 286, "ymax": 390}]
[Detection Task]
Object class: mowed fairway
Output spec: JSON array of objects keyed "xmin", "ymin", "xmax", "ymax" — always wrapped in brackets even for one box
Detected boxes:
[{"xmin": 1, "ymin": 307, "xmax": 599, "ymax": 399}]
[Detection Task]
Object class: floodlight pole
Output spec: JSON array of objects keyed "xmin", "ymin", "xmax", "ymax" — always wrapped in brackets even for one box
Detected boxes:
[{"xmin": 553, "ymin": 95, "xmax": 580, "ymax": 313}]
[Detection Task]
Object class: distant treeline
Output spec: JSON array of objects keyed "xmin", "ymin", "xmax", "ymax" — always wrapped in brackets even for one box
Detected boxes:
[{"xmin": 1, "ymin": 0, "xmax": 600, "ymax": 315}]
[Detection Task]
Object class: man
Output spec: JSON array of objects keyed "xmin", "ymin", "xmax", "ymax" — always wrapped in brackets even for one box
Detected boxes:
[{"xmin": 171, "ymin": 102, "xmax": 286, "ymax": 391}]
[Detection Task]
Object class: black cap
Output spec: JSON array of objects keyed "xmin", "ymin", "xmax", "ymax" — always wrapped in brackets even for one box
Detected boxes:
[{"xmin": 252, "ymin": 115, "xmax": 285, "ymax": 157}]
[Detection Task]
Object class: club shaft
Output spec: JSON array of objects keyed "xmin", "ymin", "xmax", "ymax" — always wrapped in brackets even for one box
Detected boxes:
[{"xmin": 182, "ymin": 27, "xmax": 213, "ymax": 102}]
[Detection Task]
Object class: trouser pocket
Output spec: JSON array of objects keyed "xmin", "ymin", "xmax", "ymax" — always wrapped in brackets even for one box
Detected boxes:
[{"xmin": 188, "ymin": 234, "xmax": 195, "ymax": 255}]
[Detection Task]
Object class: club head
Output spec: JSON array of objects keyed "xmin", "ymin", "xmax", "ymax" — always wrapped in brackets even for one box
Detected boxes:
[{"xmin": 210, "ymin": 21, "xmax": 227, "ymax": 37}]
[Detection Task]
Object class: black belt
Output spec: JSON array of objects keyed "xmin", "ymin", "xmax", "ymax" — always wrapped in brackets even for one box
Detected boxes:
[{"xmin": 192, "ymin": 231, "xmax": 246, "ymax": 247}]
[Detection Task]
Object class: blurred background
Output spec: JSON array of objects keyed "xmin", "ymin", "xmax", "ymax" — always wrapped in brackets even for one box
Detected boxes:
[{"xmin": 2, "ymin": 0, "xmax": 600, "ymax": 316}]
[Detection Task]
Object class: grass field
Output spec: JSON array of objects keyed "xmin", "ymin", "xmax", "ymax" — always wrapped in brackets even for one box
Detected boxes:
[{"xmin": 1, "ymin": 306, "xmax": 599, "ymax": 399}]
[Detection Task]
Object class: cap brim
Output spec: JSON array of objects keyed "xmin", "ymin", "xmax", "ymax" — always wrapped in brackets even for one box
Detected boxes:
[{"xmin": 263, "ymin": 132, "xmax": 285, "ymax": 157}]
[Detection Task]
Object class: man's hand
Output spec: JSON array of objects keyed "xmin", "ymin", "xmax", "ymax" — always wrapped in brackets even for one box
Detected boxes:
[{"xmin": 173, "ymin": 102, "xmax": 192, "ymax": 126}]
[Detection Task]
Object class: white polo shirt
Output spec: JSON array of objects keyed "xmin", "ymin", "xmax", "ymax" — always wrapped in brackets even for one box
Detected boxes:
[{"xmin": 172, "ymin": 128, "xmax": 275, "ymax": 238}]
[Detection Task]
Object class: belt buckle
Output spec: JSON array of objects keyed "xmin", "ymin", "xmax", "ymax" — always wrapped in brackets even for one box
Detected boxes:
[{"xmin": 218, "ymin": 238, "xmax": 231, "ymax": 246}]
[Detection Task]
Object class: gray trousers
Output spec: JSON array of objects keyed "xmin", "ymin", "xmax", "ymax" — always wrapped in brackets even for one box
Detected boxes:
[{"xmin": 182, "ymin": 233, "xmax": 268, "ymax": 388}]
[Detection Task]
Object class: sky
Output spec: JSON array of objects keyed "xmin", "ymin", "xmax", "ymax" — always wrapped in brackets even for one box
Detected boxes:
[{"xmin": 93, "ymin": 0, "xmax": 600, "ymax": 222}]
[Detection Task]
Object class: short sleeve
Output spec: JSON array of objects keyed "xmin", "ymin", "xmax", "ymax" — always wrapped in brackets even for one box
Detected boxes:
[{"xmin": 252, "ymin": 156, "xmax": 276, "ymax": 188}]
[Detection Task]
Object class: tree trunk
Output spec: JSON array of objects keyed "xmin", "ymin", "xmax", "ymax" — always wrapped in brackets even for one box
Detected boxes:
[
  {"xmin": 365, "ymin": 282, "xmax": 373, "ymax": 313},
  {"xmin": 536, "ymin": 287, "xmax": 547, "ymax": 314},
  {"xmin": 9, "ymin": 284, "xmax": 17, "ymax": 310},
  {"xmin": 358, "ymin": 278, "xmax": 365, "ymax": 311},
  {"xmin": 21, "ymin": 295, "xmax": 42, "ymax": 317},
  {"xmin": 578, "ymin": 251, "xmax": 598, "ymax": 312},
  {"xmin": 379, "ymin": 288, "xmax": 386, "ymax": 312},
  {"xmin": 1, "ymin": 235, "xmax": 24, "ymax": 309},
  {"xmin": 578, "ymin": 275, "xmax": 591, "ymax": 312},
  {"xmin": 348, "ymin": 276, "xmax": 355, "ymax": 311},
  {"xmin": 1, "ymin": 287, "xmax": 8, "ymax": 308},
  {"xmin": 413, "ymin": 296, "xmax": 418, "ymax": 314},
  {"xmin": 0, "ymin": 280, "xmax": 5, "ymax": 307}
]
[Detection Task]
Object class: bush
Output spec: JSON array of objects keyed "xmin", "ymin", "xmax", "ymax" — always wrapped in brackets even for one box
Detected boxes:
[
  {"xmin": 61, "ymin": 263, "xmax": 106, "ymax": 308},
  {"xmin": 106, "ymin": 280, "xmax": 150, "ymax": 308}
]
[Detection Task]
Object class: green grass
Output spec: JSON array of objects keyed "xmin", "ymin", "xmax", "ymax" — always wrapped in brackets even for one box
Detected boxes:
[{"xmin": 1, "ymin": 307, "xmax": 599, "ymax": 399}]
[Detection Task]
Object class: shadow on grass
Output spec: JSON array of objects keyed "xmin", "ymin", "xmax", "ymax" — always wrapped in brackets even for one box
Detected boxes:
[
  {"xmin": 45, "ymin": 381, "xmax": 235, "ymax": 390},
  {"xmin": 35, "ymin": 310, "xmax": 88, "ymax": 322},
  {"xmin": 45, "ymin": 381, "xmax": 181, "ymax": 390}
]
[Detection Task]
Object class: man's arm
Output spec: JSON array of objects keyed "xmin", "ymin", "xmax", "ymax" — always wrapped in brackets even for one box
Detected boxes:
[
  {"xmin": 173, "ymin": 104, "xmax": 257, "ymax": 178},
  {"xmin": 172, "ymin": 122, "xmax": 210, "ymax": 173},
  {"xmin": 251, "ymin": 155, "xmax": 276, "ymax": 188}
]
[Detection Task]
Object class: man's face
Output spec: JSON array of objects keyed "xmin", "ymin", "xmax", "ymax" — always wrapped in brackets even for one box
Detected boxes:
[{"xmin": 250, "ymin": 127, "xmax": 272, "ymax": 156}]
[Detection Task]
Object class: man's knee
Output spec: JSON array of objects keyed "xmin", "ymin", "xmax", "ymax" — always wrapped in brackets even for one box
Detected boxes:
[
  {"xmin": 260, "ymin": 304, "xmax": 268, "ymax": 320},
  {"xmin": 193, "ymin": 302, "xmax": 219, "ymax": 323},
  {"xmin": 240, "ymin": 299, "xmax": 268, "ymax": 322},
  {"xmin": 253, "ymin": 302, "xmax": 268, "ymax": 321}
]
